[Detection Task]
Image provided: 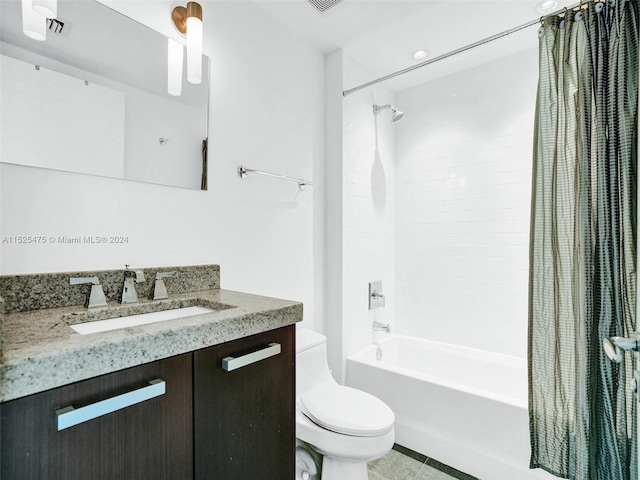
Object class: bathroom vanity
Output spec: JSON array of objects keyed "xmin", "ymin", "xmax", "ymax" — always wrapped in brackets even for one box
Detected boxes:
[{"xmin": 0, "ymin": 265, "xmax": 300, "ymax": 479}]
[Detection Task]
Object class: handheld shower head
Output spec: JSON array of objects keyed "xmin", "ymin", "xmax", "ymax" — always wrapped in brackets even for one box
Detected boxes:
[{"xmin": 373, "ymin": 104, "xmax": 405, "ymax": 124}]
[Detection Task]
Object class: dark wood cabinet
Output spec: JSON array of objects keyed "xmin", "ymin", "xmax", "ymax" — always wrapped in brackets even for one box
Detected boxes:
[
  {"xmin": 0, "ymin": 353, "xmax": 193, "ymax": 480},
  {"xmin": 194, "ymin": 325, "xmax": 296, "ymax": 480},
  {"xmin": 0, "ymin": 325, "xmax": 295, "ymax": 480}
]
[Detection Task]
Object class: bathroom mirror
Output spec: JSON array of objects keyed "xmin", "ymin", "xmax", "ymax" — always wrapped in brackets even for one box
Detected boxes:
[{"xmin": 0, "ymin": 0, "xmax": 209, "ymax": 190}]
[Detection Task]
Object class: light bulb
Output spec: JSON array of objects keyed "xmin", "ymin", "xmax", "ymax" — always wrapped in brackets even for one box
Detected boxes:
[
  {"xmin": 536, "ymin": 0, "xmax": 558, "ymax": 14},
  {"xmin": 186, "ymin": 16, "xmax": 202, "ymax": 84},
  {"xmin": 412, "ymin": 49, "xmax": 430, "ymax": 61}
]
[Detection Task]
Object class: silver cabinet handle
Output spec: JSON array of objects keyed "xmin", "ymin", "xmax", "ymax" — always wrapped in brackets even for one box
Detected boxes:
[
  {"xmin": 222, "ymin": 343, "xmax": 281, "ymax": 372},
  {"xmin": 56, "ymin": 379, "xmax": 165, "ymax": 431}
]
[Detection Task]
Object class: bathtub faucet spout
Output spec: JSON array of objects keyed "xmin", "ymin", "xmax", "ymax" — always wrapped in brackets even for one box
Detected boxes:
[{"xmin": 373, "ymin": 320, "xmax": 391, "ymax": 333}]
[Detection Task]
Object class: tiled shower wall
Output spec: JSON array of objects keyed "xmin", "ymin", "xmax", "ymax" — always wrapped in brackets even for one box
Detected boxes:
[
  {"xmin": 394, "ymin": 49, "xmax": 538, "ymax": 358},
  {"xmin": 344, "ymin": 54, "xmax": 396, "ymax": 359}
]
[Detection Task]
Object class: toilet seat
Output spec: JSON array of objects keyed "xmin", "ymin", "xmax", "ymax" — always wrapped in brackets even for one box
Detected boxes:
[{"xmin": 299, "ymin": 384, "xmax": 394, "ymax": 437}]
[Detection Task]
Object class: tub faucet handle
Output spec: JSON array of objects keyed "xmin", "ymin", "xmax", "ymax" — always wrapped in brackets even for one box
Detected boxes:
[
  {"xmin": 70, "ymin": 276, "xmax": 108, "ymax": 309},
  {"xmin": 369, "ymin": 280, "xmax": 385, "ymax": 309}
]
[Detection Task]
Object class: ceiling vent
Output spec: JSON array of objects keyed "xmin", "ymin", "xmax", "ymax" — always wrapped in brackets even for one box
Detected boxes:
[
  {"xmin": 306, "ymin": 0, "xmax": 344, "ymax": 14},
  {"xmin": 47, "ymin": 18, "xmax": 70, "ymax": 37}
]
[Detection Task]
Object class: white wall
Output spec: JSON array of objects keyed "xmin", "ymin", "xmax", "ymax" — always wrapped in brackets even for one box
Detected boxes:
[
  {"xmin": 124, "ymin": 88, "xmax": 205, "ymax": 189},
  {"xmin": 394, "ymin": 49, "xmax": 537, "ymax": 358},
  {"xmin": 1, "ymin": 44, "xmax": 206, "ymax": 189},
  {"xmin": 325, "ymin": 49, "xmax": 346, "ymax": 380},
  {"xmin": 1, "ymin": 53, "xmax": 126, "ymax": 179},
  {"xmin": 0, "ymin": 1, "xmax": 325, "ymax": 330},
  {"xmin": 343, "ymin": 54, "xmax": 396, "ymax": 361}
]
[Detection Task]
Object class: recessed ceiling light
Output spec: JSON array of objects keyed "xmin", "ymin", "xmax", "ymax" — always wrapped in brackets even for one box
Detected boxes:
[
  {"xmin": 412, "ymin": 49, "xmax": 430, "ymax": 61},
  {"xmin": 536, "ymin": 0, "xmax": 558, "ymax": 14}
]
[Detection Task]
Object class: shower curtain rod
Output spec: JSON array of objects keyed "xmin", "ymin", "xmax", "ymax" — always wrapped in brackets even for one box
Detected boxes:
[{"xmin": 342, "ymin": 0, "xmax": 602, "ymax": 97}]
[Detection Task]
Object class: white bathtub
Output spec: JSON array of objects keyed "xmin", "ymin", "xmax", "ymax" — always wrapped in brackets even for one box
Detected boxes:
[{"xmin": 345, "ymin": 335, "xmax": 555, "ymax": 480}]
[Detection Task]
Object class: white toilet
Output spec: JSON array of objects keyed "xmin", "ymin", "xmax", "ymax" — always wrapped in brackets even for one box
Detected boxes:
[{"xmin": 295, "ymin": 328, "xmax": 395, "ymax": 480}]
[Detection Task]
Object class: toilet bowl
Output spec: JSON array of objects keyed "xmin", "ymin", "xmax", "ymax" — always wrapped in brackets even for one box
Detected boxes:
[{"xmin": 296, "ymin": 328, "xmax": 395, "ymax": 480}]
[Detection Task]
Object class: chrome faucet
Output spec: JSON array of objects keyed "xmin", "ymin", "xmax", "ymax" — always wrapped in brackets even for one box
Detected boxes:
[
  {"xmin": 153, "ymin": 271, "xmax": 178, "ymax": 300},
  {"xmin": 70, "ymin": 276, "xmax": 108, "ymax": 308},
  {"xmin": 121, "ymin": 265, "xmax": 145, "ymax": 304},
  {"xmin": 373, "ymin": 320, "xmax": 391, "ymax": 333}
]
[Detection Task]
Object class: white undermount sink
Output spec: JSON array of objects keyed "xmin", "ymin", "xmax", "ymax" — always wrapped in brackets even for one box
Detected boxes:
[{"xmin": 69, "ymin": 306, "xmax": 216, "ymax": 335}]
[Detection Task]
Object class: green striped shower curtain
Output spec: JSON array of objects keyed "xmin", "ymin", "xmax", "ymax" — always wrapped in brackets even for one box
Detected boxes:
[{"xmin": 528, "ymin": 1, "xmax": 638, "ymax": 479}]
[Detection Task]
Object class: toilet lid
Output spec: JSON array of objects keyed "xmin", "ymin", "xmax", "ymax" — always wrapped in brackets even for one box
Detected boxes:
[{"xmin": 300, "ymin": 384, "xmax": 394, "ymax": 437}]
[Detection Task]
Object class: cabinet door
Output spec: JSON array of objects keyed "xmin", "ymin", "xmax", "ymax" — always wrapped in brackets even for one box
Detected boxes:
[
  {"xmin": 194, "ymin": 325, "xmax": 295, "ymax": 480},
  {"xmin": 1, "ymin": 353, "xmax": 193, "ymax": 480}
]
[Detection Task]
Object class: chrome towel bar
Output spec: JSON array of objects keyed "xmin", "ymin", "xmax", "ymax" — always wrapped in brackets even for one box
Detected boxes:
[{"xmin": 237, "ymin": 165, "xmax": 313, "ymax": 190}]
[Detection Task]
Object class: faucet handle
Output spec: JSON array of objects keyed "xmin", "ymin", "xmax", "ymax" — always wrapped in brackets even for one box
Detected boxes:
[
  {"xmin": 70, "ymin": 276, "xmax": 108, "ymax": 308},
  {"xmin": 124, "ymin": 265, "xmax": 145, "ymax": 283},
  {"xmin": 153, "ymin": 271, "xmax": 178, "ymax": 300},
  {"xmin": 369, "ymin": 280, "xmax": 385, "ymax": 309},
  {"xmin": 155, "ymin": 271, "xmax": 177, "ymax": 280}
]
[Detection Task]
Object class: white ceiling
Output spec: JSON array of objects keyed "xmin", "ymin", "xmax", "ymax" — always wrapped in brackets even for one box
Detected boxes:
[
  {"xmin": 56, "ymin": 0, "xmax": 578, "ymax": 95},
  {"xmin": 252, "ymin": 0, "xmax": 577, "ymax": 92}
]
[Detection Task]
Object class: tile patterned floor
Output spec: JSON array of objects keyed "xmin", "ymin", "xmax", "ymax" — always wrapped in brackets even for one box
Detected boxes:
[{"xmin": 368, "ymin": 444, "xmax": 479, "ymax": 480}]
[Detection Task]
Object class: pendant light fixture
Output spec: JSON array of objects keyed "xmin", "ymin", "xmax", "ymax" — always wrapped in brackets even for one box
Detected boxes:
[
  {"xmin": 171, "ymin": 2, "xmax": 203, "ymax": 85},
  {"xmin": 31, "ymin": 0, "xmax": 57, "ymax": 18},
  {"xmin": 21, "ymin": 0, "xmax": 48, "ymax": 41},
  {"xmin": 167, "ymin": 38, "xmax": 184, "ymax": 96}
]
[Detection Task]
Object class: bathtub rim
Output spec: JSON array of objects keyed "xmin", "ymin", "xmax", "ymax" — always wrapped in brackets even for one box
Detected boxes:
[{"xmin": 347, "ymin": 334, "xmax": 528, "ymax": 410}]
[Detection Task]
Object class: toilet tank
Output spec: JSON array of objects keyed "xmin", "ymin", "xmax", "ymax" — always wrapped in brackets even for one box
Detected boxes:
[{"xmin": 296, "ymin": 328, "xmax": 336, "ymax": 398}]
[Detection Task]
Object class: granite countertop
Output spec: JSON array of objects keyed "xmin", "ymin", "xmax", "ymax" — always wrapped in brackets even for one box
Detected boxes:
[{"xmin": 0, "ymin": 288, "xmax": 303, "ymax": 403}]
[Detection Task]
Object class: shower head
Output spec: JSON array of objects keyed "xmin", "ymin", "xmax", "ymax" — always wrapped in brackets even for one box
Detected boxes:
[
  {"xmin": 391, "ymin": 108, "xmax": 405, "ymax": 123},
  {"xmin": 373, "ymin": 104, "xmax": 405, "ymax": 124}
]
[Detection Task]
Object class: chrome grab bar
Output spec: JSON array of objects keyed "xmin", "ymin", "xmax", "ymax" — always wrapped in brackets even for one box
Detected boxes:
[
  {"xmin": 222, "ymin": 343, "xmax": 281, "ymax": 372},
  {"xmin": 56, "ymin": 379, "xmax": 166, "ymax": 431}
]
